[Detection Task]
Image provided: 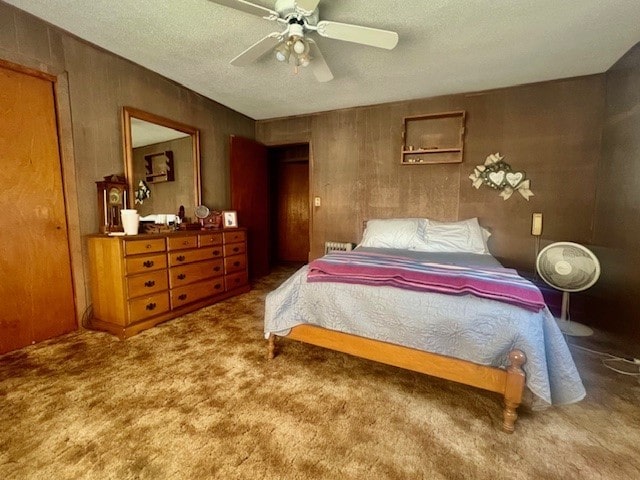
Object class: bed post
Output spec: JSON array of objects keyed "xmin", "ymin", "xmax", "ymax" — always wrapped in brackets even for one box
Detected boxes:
[
  {"xmin": 502, "ymin": 349, "xmax": 526, "ymax": 433},
  {"xmin": 267, "ymin": 334, "xmax": 276, "ymax": 360}
]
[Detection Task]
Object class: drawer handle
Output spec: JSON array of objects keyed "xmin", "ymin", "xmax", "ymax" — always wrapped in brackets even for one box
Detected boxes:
[
  {"xmin": 214, "ymin": 283, "xmax": 222, "ymax": 290},
  {"xmin": 146, "ymin": 244, "xmax": 152, "ymax": 249},
  {"xmin": 183, "ymin": 240, "xmax": 191, "ymax": 246},
  {"xmin": 214, "ymin": 266, "xmax": 221, "ymax": 272},
  {"xmin": 233, "ymin": 247, "xmax": 240, "ymax": 253},
  {"xmin": 146, "ymin": 302, "xmax": 156, "ymax": 311},
  {"xmin": 177, "ymin": 273, "xmax": 186, "ymax": 280},
  {"xmin": 233, "ymin": 261, "xmax": 240, "ymax": 267},
  {"xmin": 177, "ymin": 255, "xmax": 186, "ymax": 262},
  {"xmin": 213, "ymin": 250, "xmax": 220, "ymax": 256},
  {"xmin": 178, "ymin": 294, "xmax": 187, "ymax": 301},
  {"xmin": 143, "ymin": 260, "xmax": 154, "ymax": 268},
  {"xmin": 144, "ymin": 280, "xmax": 155, "ymax": 287}
]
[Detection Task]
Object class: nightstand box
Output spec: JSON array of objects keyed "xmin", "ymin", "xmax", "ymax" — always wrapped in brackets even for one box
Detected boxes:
[{"xmin": 517, "ymin": 270, "xmax": 562, "ymax": 317}]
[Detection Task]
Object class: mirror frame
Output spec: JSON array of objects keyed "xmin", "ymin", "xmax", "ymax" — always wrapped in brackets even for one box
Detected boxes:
[{"xmin": 121, "ymin": 106, "xmax": 202, "ymax": 211}]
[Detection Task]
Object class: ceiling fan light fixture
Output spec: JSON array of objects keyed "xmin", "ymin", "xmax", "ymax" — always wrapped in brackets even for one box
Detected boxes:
[
  {"xmin": 275, "ymin": 44, "xmax": 290, "ymax": 62},
  {"xmin": 282, "ymin": 34, "xmax": 310, "ymax": 72},
  {"xmin": 213, "ymin": 0, "xmax": 398, "ymax": 82},
  {"xmin": 293, "ymin": 39, "xmax": 306, "ymax": 54}
]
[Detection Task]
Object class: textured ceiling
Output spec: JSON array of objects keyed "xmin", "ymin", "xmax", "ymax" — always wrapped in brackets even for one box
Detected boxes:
[
  {"xmin": 130, "ymin": 118, "xmax": 189, "ymax": 148},
  {"xmin": 5, "ymin": 0, "xmax": 640, "ymax": 120}
]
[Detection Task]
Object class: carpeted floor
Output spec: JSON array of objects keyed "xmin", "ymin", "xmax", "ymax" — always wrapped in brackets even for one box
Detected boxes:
[{"xmin": 1, "ymin": 267, "xmax": 639, "ymax": 480}]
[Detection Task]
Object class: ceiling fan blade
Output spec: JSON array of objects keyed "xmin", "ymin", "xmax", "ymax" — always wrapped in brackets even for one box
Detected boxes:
[
  {"xmin": 295, "ymin": 0, "xmax": 320, "ymax": 15},
  {"xmin": 307, "ymin": 39, "xmax": 333, "ymax": 82},
  {"xmin": 207, "ymin": 0, "xmax": 279, "ymax": 21},
  {"xmin": 230, "ymin": 33, "xmax": 282, "ymax": 66},
  {"xmin": 315, "ymin": 20, "xmax": 399, "ymax": 50}
]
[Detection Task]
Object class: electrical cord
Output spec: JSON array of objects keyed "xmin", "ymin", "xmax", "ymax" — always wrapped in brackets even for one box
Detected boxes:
[
  {"xmin": 569, "ymin": 343, "xmax": 640, "ymax": 377},
  {"xmin": 81, "ymin": 304, "xmax": 93, "ymax": 329}
]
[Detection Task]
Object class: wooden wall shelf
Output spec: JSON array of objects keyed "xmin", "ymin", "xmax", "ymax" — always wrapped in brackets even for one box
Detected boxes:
[
  {"xmin": 144, "ymin": 150, "xmax": 175, "ymax": 183},
  {"xmin": 401, "ymin": 111, "xmax": 466, "ymax": 165}
]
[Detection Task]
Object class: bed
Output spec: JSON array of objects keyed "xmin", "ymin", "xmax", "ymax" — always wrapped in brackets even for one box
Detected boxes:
[{"xmin": 264, "ymin": 218, "xmax": 585, "ymax": 433}]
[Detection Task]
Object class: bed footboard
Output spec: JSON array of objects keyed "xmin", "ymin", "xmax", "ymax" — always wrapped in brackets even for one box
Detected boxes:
[{"xmin": 266, "ymin": 326, "xmax": 527, "ymax": 432}]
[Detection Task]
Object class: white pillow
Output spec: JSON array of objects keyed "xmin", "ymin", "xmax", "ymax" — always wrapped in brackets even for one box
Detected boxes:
[
  {"xmin": 359, "ymin": 218, "xmax": 424, "ymax": 249},
  {"xmin": 413, "ymin": 217, "xmax": 489, "ymax": 254},
  {"xmin": 481, "ymin": 227, "xmax": 492, "ymax": 251}
]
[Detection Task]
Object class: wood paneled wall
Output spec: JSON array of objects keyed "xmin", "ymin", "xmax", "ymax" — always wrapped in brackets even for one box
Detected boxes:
[
  {"xmin": 591, "ymin": 41, "xmax": 640, "ymax": 338},
  {"xmin": 0, "ymin": 3, "xmax": 255, "ymax": 321},
  {"xmin": 459, "ymin": 78, "xmax": 604, "ymax": 269},
  {"xmin": 257, "ymin": 76, "xmax": 606, "ymax": 271}
]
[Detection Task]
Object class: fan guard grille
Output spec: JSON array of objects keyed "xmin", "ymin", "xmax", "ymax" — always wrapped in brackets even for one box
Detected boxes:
[{"xmin": 536, "ymin": 242, "xmax": 601, "ymax": 292}]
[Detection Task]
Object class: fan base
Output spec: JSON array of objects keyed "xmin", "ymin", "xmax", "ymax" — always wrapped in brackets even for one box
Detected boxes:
[{"xmin": 556, "ymin": 318, "xmax": 593, "ymax": 337}]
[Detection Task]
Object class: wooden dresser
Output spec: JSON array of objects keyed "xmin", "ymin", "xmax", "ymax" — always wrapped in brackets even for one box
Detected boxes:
[{"xmin": 86, "ymin": 229, "xmax": 249, "ymax": 338}]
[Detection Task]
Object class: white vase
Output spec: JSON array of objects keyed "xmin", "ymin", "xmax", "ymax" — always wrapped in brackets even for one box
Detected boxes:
[{"xmin": 120, "ymin": 209, "xmax": 140, "ymax": 235}]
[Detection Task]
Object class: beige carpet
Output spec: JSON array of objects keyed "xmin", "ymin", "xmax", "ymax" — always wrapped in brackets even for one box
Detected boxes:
[{"xmin": 1, "ymin": 267, "xmax": 639, "ymax": 480}]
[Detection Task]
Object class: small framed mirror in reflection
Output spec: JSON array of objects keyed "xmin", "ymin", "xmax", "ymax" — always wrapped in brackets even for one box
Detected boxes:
[{"xmin": 122, "ymin": 107, "xmax": 202, "ymax": 223}]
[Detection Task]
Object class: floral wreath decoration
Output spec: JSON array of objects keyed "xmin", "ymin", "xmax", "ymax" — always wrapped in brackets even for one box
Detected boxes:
[
  {"xmin": 469, "ymin": 153, "xmax": 534, "ymax": 201},
  {"xmin": 134, "ymin": 180, "xmax": 151, "ymax": 205}
]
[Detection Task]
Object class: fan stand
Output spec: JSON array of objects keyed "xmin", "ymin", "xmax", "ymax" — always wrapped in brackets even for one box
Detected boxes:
[{"xmin": 556, "ymin": 291, "xmax": 593, "ymax": 337}]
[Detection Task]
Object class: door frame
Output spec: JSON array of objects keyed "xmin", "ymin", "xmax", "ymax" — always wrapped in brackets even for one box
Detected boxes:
[
  {"xmin": 266, "ymin": 141, "xmax": 313, "ymax": 264},
  {"xmin": 0, "ymin": 58, "xmax": 86, "ymax": 327}
]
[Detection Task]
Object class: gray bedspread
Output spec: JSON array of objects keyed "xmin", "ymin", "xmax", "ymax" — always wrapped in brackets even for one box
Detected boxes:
[{"xmin": 264, "ymin": 248, "xmax": 585, "ymax": 406}]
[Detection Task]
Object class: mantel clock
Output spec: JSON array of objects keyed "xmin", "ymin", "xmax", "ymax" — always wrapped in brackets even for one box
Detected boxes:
[{"xmin": 96, "ymin": 175, "xmax": 128, "ymax": 233}]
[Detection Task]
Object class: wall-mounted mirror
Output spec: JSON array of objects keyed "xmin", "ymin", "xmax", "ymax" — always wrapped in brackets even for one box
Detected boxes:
[{"xmin": 122, "ymin": 107, "xmax": 201, "ymax": 219}]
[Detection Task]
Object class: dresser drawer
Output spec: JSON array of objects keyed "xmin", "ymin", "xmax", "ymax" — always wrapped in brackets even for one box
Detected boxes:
[
  {"xmin": 124, "ymin": 238, "xmax": 166, "ymax": 256},
  {"xmin": 171, "ymin": 278, "xmax": 224, "ymax": 309},
  {"xmin": 127, "ymin": 270, "xmax": 168, "ymax": 298},
  {"xmin": 223, "ymin": 242, "xmax": 246, "ymax": 256},
  {"xmin": 128, "ymin": 292, "xmax": 170, "ymax": 323},
  {"xmin": 169, "ymin": 259, "xmax": 224, "ymax": 288},
  {"xmin": 167, "ymin": 235, "xmax": 199, "ymax": 251},
  {"xmin": 224, "ymin": 254, "xmax": 247, "ymax": 274},
  {"xmin": 168, "ymin": 247, "xmax": 223, "ymax": 266},
  {"xmin": 199, "ymin": 232, "xmax": 223, "ymax": 247},
  {"xmin": 223, "ymin": 230, "xmax": 246, "ymax": 244},
  {"xmin": 225, "ymin": 271, "xmax": 248, "ymax": 291},
  {"xmin": 125, "ymin": 253, "xmax": 167, "ymax": 275}
]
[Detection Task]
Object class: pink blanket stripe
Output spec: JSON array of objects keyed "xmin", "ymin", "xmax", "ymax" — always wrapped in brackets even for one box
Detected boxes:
[{"xmin": 307, "ymin": 251, "xmax": 545, "ymax": 311}]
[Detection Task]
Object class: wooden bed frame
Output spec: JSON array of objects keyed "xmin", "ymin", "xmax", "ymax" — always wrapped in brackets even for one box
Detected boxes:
[{"xmin": 267, "ymin": 324, "xmax": 526, "ymax": 433}]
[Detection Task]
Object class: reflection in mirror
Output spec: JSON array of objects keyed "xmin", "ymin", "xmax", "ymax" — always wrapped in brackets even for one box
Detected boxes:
[{"xmin": 122, "ymin": 107, "xmax": 201, "ymax": 220}]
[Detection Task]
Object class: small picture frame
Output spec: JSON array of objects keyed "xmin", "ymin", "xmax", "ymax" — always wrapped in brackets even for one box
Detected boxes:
[{"xmin": 223, "ymin": 210, "xmax": 238, "ymax": 228}]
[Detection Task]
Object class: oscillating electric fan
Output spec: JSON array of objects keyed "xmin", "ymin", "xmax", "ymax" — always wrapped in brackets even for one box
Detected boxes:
[{"xmin": 536, "ymin": 242, "xmax": 601, "ymax": 336}]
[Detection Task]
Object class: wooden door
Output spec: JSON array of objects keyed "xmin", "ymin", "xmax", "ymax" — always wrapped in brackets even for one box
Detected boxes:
[
  {"xmin": 277, "ymin": 161, "xmax": 310, "ymax": 262},
  {"xmin": 0, "ymin": 63, "xmax": 76, "ymax": 354},
  {"xmin": 229, "ymin": 135, "xmax": 269, "ymax": 279}
]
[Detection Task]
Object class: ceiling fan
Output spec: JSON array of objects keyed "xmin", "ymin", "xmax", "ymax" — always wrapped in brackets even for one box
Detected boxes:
[{"xmin": 208, "ymin": 0, "xmax": 399, "ymax": 82}]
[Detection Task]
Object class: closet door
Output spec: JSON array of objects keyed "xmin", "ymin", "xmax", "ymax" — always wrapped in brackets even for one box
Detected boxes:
[
  {"xmin": 0, "ymin": 63, "xmax": 76, "ymax": 354},
  {"xmin": 276, "ymin": 160, "xmax": 309, "ymax": 263}
]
